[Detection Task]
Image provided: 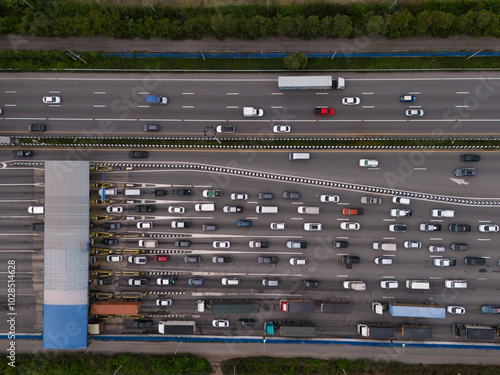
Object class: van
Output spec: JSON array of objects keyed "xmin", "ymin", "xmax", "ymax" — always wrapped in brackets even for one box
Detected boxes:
[
  {"xmin": 202, "ymin": 224, "xmax": 218, "ymax": 231},
  {"xmin": 289, "ymin": 152, "xmax": 310, "ymax": 160},
  {"xmin": 138, "ymin": 240, "xmax": 158, "ymax": 248},
  {"xmin": 28, "ymin": 206, "xmax": 44, "ymax": 214},
  {"xmin": 406, "ymin": 280, "xmax": 430, "ymax": 290},
  {"xmin": 256, "ymin": 205, "xmax": 278, "ymax": 214},
  {"xmin": 444, "ymin": 280, "xmax": 467, "ymax": 289},
  {"xmin": 98, "ymin": 188, "xmax": 117, "ymax": 196},
  {"xmin": 372, "ymin": 242, "xmax": 397, "ymax": 251},
  {"xmin": 195, "ymin": 203, "xmax": 215, "ymax": 212},
  {"xmin": 221, "ymin": 277, "xmax": 240, "ymax": 286},
  {"xmin": 123, "ymin": 188, "xmax": 143, "ymax": 196}
]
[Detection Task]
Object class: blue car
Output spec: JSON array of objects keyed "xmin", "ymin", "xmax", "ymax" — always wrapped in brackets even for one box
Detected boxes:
[
  {"xmin": 400, "ymin": 95, "xmax": 416, "ymax": 103},
  {"xmin": 237, "ymin": 220, "xmax": 252, "ymax": 227}
]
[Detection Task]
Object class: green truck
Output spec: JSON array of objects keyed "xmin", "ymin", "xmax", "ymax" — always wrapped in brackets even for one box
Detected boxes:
[
  {"xmin": 202, "ymin": 190, "xmax": 222, "ymax": 198},
  {"xmin": 265, "ymin": 321, "xmax": 316, "ymax": 337}
]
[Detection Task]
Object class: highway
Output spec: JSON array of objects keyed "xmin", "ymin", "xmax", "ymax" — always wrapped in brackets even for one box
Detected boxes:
[{"xmin": 1, "ymin": 72, "xmax": 500, "ymax": 137}]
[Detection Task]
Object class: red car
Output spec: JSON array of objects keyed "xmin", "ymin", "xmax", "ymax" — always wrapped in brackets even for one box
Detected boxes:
[
  {"xmin": 154, "ymin": 255, "xmax": 169, "ymax": 262},
  {"xmin": 314, "ymin": 107, "xmax": 335, "ymax": 116},
  {"xmin": 342, "ymin": 207, "xmax": 364, "ymax": 216}
]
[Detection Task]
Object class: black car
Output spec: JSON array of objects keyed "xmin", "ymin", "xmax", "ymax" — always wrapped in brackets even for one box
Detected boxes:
[
  {"xmin": 31, "ymin": 223, "xmax": 44, "ymax": 231},
  {"xmin": 341, "ymin": 256, "xmax": 360, "ymax": 264},
  {"xmin": 12, "ymin": 150, "xmax": 33, "ymax": 158},
  {"xmin": 135, "ymin": 205, "xmax": 155, "ymax": 212},
  {"xmin": 184, "ymin": 255, "xmax": 200, "ymax": 262},
  {"xmin": 236, "ymin": 319, "xmax": 255, "ymax": 328},
  {"xmin": 258, "ymin": 192, "xmax": 274, "ymax": 200},
  {"xmin": 258, "ymin": 256, "xmax": 278, "ymax": 264},
  {"xmin": 332, "ymin": 241, "xmax": 348, "ymax": 248},
  {"xmin": 133, "ymin": 320, "xmax": 153, "ymax": 329},
  {"xmin": 172, "ymin": 189, "xmax": 192, "ymax": 196},
  {"xmin": 464, "ymin": 257, "xmax": 486, "ymax": 265},
  {"xmin": 153, "ymin": 189, "xmax": 167, "ymax": 196},
  {"xmin": 144, "ymin": 124, "xmax": 160, "ymax": 132},
  {"xmin": 451, "ymin": 243, "xmax": 468, "ymax": 251},
  {"xmin": 103, "ymin": 238, "xmax": 118, "ymax": 245},
  {"xmin": 449, "ymin": 224, "xmax": 471, "ymax": 232},
  {"xmin": 176, "ymin": 240, "xmax": 192, "ymax": 248},
  {"xmin": 460, "ymin": 154, "xmax": 481, "ymax": 162},
  {"xmin": 282, "ymin": 191, "xmax": 300, "ymax": 199},
  {"xmin": 454, "ymin": 168, "xmax": 476, "ymax": 177},
  {"xmin": 212, "ymin": 255, "xmax": 232, "ymax": 264},
  {"xmin": 129, "ymin": 151, "xmax": 149, "ymax": 158},
  {"xmin": 103, "ymin": 222, "xmax": 121, "ymax": 230},
  {"xmin": 28, "ymin": 124, "xmax": 46, "ymax": 132},
  {"xmin": 302, "ymin": 279, "xmax": 319, "ymax": 288},
  {"xmin": 94, "ymin": 278, "xmax": 113, "ymax": 286}
]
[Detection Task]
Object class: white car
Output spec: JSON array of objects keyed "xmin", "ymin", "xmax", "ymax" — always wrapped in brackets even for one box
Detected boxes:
[
  {"xmin": 231, "ymin": 193, "xmax": 248, "ymax": 200},
  {"xmin": 340, "ymin": 222, "xmax": 360, "ymax": 231},
  {"xmin": 213, "ymin": 241, "xmax": 230, "ymax": 248},
  {"xmin": 106, "ymin": 206, "xmax": 123, "ymax": 214},
  {"xmin": 429, "ymin": 245, "xmax": 445, "ymax": 252},
  {"xmin": 380, "ymin": 280, "xmax": 398, "ymax": 289},
  {"xmin": 359, "ymin": 159, "xmax": 378, "ymax": 167},
  {"xmin": 431, "ymin": 209, "xmax": 454, "ymax": 218},
  {"xmin": 136, "ymin": 222, "xmax": 153, "ymax": 229},
  {"xmin": 304, "ymin": 223, "xmax": 322, "ymax": 231},
  {"xmin": 320, "ymin": 194, "xmax": 340, "ymax": 203},
  {"xmin": 447, "ymin": 306, "xmax": 465, "ymax": 314},
  {"xmin": 289, "ymin": 257, "xmax": 307, "ymax": 266},
  {"xmin": 479, "ymin": 224, "xmax": 499, "ymax": 233},
  {"xmin": 43, "ymin": 96, "xmax": 61, "ymax": 104},
  {"xmin": 270, "ymin": 222, "xmax": 285, "ymax": 230},
  {"xmin": 106, "ymin": 255, "xmax": 123, "ymax": 262},
  {"xmin": 168, "ymin": 206, "xmax": 185, "ymax": 214},
  {"xmin": 342, "ymin": 97, "xmax": 360, "ymax": 106},
  {"xmin": 128, "ymin": 256, "xmax": 147, "ymax": 265},
  {"xmin": 433, "ymin": 258, "xmax": 456, "ymax": 267},
  {"xmin": 404, "ymin": 241, "xmax": 421, "ymax": 249},
  {"xmin": 392, "ymin": 197, "xmax": 411, "ymax": 205},
  {"xmin": 390, "ymin": 209, "xmax": 412, "ymax": 217},
  {"xmin": 273, "ymin": 125, "xmax": 291, "ymax": 133},
  {"xmin": 212, "ymin": 319, "xmax": 229, "ymax": 328},
  {"xmin": 156, "ymin": 299, "xmax": 173, "ymax": 306},
  {"xmin": 405, "ymin": 109, "xmax": 424, "ymax": 117}
]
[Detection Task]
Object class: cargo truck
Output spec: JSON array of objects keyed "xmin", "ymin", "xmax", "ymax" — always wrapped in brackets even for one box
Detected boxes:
[
  {"xmin": 280, "ymin": 300, "xmax": 314, "ymax": 313},
  {"xmin": 321, "ymin": 300, "xmax": 351, "ymax": 314},
  {"xmin": 297, "ymin": 206, "xmax": 320, "ymax": 214},
  {"xmin": 372, "ymin": 302, "xmax": 446, "ymax": 319},
  {"xmin": 138, "ymin": 239, "xmax": 158, "ymax": 248},
  {"xmin": 146, "ymin": 95, "xmax": 168, "ymax": 105},
  {"xmin": 208, "ymin": 300, "xmax": 260, "ymax": 314},
  {"xmin": 401, "ymin": 324, "xmax": 433, "ymax": 339},
  {"xmin": 357, "ymin": 323, "xmax": 394, "ymax": 339},
  {"xmin": 343, "ymin": 281, "xmax": 366, "ymax": 290},
  {"xmin": 91, "ymin": 301, "xmax": 141, "ymax": 315},
  {"xmin": 202, "ymin": 190, "xmax": 222, "ymax": 198},
  {"xmin": 265, "ymin": 321, "xmax": 316, "ymax": 337},
  {"xmin": 158, "ymin": 320, "xmax": 196, "ymax": 335},
  {"xmin": 278, "ymin": 76, "xmax": 345, "ymax": 90},
  {"xmin": 243, "ymin": 107, "xmax": 264, "ymax": 117},
  {"xmin": 452, "ymin": 324, "xmax": 495, "ymax": 340}
]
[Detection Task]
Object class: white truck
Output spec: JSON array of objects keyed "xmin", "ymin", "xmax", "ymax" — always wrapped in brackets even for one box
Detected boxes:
[
  {"xmin": 243, "ymin": 107, "xmax": 264, "ymax": 117},
  {"xmin": 343, "ymin": 281, "xmax": 366, "ymax": 290},
  {"xmin": 297, "ymin": 206, "xmax": 319, "ymax": 214},
  {"xmin": 431, "ymin": 209, "xmax": 454, "ymax": 218},
  {"xmin": 138, "ymin": 240, "xmax": 158, "ymax": 248}
]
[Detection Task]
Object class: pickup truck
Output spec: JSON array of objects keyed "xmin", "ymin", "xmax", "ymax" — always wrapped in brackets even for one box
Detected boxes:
[
  {"xmin": 314, "ymin": 106, "xmax": 335, "ymax": 116},
  {"xmin": 249, "ymin": 240, "xmax": 269, "ymax": 248},
  {"xmin": 146, "ymin": 95, "xmax": 168, "ymax": 105},
  {"xmin": 431, "ymin": 209, "xmax": 454, "ymax": 218},
  {"xmin": 243, "ymin": 107, "xmax": 264, "ymax": 117},
  {"xmin": 173, "ymin": 189, "xmax": 191, "ymax": 196},
  {"xmin": 202, "ymin": 190, "xmax": 222, "ymax": 198},
  {"xmin": 342, "ymin": 207, "xmax": 363, "ymax": 216},
  {"xmin": 419, "ymin": 223, "xmax": 441, "ymax": 232},
  {"xmin": 223, "ymin": 205, "xmax": 242, "ymax": 213}
]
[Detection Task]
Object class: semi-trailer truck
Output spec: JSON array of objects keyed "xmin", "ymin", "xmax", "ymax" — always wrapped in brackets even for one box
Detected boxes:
[
  {"xmin": 357, "ymin": 323, "xmax": 394, "ymax": 338},
  {"xmin": 452, "ymin": 324, "xmax": 495, "ymax": 340},
  {"xmin": 278, "ymin": 76, "xmax": 345, "ymax": 90},
  {"xmin": 372, "ymin": 302, "xmax": 446, "ymax": 319},
  {"xmin": 280, "ymin": 300, "xmax": 314, "ymax": 313},
  {"xmin": 265, "ymin": 321, "xmax": 316, "ymax": 337}
]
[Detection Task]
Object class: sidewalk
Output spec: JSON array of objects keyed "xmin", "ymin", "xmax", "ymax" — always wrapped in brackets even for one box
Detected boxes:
[{"xmin": 2, "ymin": 34, "xmax": 500, "ymax": 53}]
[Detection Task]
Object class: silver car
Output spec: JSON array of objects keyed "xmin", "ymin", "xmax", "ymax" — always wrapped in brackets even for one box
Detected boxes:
[{"xmin": 405, "ymin": 109, "xmax": 424, "ymax": 117}]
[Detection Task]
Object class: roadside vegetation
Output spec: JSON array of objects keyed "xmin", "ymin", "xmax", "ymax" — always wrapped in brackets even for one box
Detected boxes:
[
  {"xmin": 2, "ymin": 50, "xmax": 500, "ymax": 71},
  {"xmin": 0, "ymin": 353, "xmax": 212, "ymax": 375},
  {"xmin": 221, "ymin": 357, "xmax": 500, "ymax": 375},
  {"xmin": 0, "ymin": 0, "xmax": 499, "ymax": 40}
]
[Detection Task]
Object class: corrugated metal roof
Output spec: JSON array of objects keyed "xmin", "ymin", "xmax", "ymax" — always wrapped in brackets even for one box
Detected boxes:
[{"xmin": 42, "ymin": 161, "xmax": 90, "ymax": 349}]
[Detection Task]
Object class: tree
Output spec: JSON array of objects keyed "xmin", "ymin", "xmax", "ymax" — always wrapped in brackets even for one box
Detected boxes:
[
  {"xmin": 284, "ymin": 52, "xmax": 308, "ymax": 70},
  {"xmin": 333, "ymin": 15, "xmax": 353, "ymax": 38},
  {"xmin": 385, "ymin": 10, "xmax": 414, "ymax": 38},
  {"xmin": 275, "ymin": 15, "xmax": 296, "ymax": 37}
]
